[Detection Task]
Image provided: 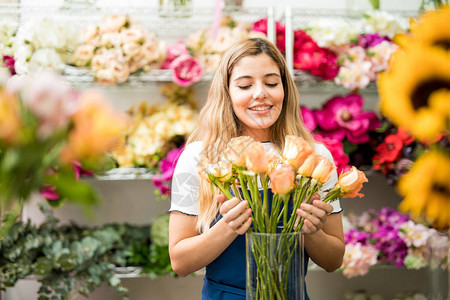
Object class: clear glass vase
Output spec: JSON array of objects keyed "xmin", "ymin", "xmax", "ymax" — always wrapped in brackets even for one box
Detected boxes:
[
  {"xmin": 427, "ymin": 231, "xmax": 449, "ymax": 300},
  {"xmin": 158, "ymin": 0, "xmax": 193, "ymax": 18},
  {"xmin": 246, "ymin": 231, "xmax": 304, "ymax": 300}
]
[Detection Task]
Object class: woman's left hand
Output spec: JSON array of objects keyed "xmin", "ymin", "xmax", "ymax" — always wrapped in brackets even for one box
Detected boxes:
[{"xmin": 296, "ymin": 195, "xmax": 334, "ymax": 235}]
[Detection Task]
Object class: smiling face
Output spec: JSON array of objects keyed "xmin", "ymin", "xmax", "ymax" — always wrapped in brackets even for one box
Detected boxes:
[{"xmin": 229, "ymin": 53, "xmax": 284, "ymax": 142}]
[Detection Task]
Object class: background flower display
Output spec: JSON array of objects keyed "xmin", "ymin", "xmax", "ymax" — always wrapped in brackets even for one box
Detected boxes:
[
  {"xmin": 342, "ymin": 207, "xmax": 448, "ymax": 278},
  {"xmin": 301, "ymin": 93, "xmax": 381, "ymax": 173},
  {"xmin": 112, "ymin": 83, "xmax": 198, "ymax": 196},
  {"xmin": 73, "ymin": 15, "xmax": 167, "ymax": 86},
  {"xmin": 0, "ymin": 70, "xmax": 127, "ymax": 236},
  {"xmin": 13, "ymin": 18, "xmax": 78, "ymax": 75},
  {"xmin": 186, "ymin": 15, "xmax": 265, "ymax": 73},
  {"xmin": 289, "ymin": 11, "xmax": 407, "ymax": 88},
  {"xmin": 161, "ymin": 41, "xmax": 203, "ymax": 87}
]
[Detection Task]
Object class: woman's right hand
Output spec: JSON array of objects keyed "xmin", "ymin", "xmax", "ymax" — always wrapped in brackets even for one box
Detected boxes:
[{"xmin": 217, "ymin": 194, "xmax": 252, "ymax": 235}]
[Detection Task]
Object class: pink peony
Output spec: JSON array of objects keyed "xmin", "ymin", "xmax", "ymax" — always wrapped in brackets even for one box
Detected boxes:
[
  {"xmin": 314, "ymin": 134, "xmax": 349, "ymax": 175},
  {"xmin": 342, "ymin": 243, "xmax": 378, "ymax": 278},
  {"xmin": 313, "ymin": 93, "xmax": 380, "ymax": 144},
  {"xmin": 294, "ymin": 48, "xmax": 340, "ymax": 81},
  {"xmin": 160, "ymin": 41, "xmax": 190, "ymax": 69},
  {"xmin": 170, "ymin": 54, "xmax": 202, "ymax": 87}
]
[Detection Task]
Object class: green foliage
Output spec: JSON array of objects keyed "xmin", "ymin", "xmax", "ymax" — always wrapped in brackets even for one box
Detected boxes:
[{"xmin": 0, "ymin": 204, "xmax": 175, "ymax": 299}]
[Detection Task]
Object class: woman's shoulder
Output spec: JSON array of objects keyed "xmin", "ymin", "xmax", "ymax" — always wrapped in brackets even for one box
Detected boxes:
[{"xmin": 180, "ymin": 141, "xmax": 203, "ymax": 158}]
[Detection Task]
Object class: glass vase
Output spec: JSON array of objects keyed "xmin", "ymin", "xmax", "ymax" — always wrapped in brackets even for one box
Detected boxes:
[
  {"xmin": 158, "ymin": 0, "xmax": 192, "ymax": 18},
  {"xmin": 246, "ymin": 231, "xmax": 304, "ymax": 300},
  {"xmin": 427, "ymin": 231, "xmax": 449, "ymax": 300}
]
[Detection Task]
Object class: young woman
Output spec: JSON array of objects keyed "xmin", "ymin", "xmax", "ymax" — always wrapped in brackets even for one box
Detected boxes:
[{"xmin": 169, "ymin": 38, "xmax": 345, "ymax": 300}]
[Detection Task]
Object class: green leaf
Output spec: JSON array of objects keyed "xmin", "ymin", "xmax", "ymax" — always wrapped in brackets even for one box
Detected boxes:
[{"xmin": 34, "ymin": 257, "xmax": 53, "ymax": 275}]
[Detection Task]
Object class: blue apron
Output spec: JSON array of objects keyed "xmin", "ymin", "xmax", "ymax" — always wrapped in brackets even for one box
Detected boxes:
[{"xmin": 201, "ymin": 188, "xmax": 311, "ymax": 300}]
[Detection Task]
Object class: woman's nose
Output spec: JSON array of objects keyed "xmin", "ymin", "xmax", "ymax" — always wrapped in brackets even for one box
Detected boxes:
[{"xmin": 252, "ymin": 85, "xmax": 267, "ymax": 100}]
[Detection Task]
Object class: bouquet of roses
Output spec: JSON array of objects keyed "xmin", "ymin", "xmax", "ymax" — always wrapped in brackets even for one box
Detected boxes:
[{"xmin": 201, "ymin": 135, "xmax": 368, "ymax": 299}]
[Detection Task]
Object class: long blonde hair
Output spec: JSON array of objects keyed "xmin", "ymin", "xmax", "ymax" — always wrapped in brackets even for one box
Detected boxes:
[{"xmin": 187, "ymin": 38, "xmax": 313, "ymax": 231}]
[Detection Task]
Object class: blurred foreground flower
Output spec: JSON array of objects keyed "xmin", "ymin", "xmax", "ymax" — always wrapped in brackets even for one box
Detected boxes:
[{"xmin": 0, "ymin": 70, "xmax": 127, "ymax": 236}]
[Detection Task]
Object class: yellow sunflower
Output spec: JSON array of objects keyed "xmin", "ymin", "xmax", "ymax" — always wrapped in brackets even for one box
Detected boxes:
[
  {"xmin": 378, "ymin": 45, "xmax": 450, "ymax": 142},
  {"xmin": 398, "ymin": 150, "xmax": 450, "ymax": 229},
  {"xmin": 400, "ymin": 6, "xmax": 450, "ymax": 52}
]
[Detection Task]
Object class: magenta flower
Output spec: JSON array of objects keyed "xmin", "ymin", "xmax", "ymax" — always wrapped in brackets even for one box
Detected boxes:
[
  {"xmin": 40, "ymin": 185, "xmax": 60, "ymax": 201},
  {"xmin": 314, "ymin": 134, "xmax": 349, "ymax": 174},
  {"xmin": 170, "ymin": 54, "xmax": 202, "ymax": 87},
  {"xmin": 300, "ymin": 106, "xmax": 316, "ymax": 132},
  {"xmin": 2, "ymin": 55, "xmax": 16, "ymax": 75},
  {"xmin": 152, "ymin": 146, "xmax": 184, "ymax": 196},
  {"xmin": 73, "ymin": 160, "xmax": 93, "ymax": 180},
  {"xmin": 313, "ymin": 93, "xmax": 380, "ymax": 144},
  {"xmin": 357, "ymin": 33, "xmax": 390, "ymax": 49},
  {"xmin": 252, "ymin": 18, "xmax": 286, "ymax": 53}
]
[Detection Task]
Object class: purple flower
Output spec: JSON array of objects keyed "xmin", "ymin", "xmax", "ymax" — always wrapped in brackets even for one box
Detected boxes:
[
  {"xmin": 357, "ymin": 33, "xmax": 390, "ymax": 49},
  {"xmin": 313, "ymin": 93, "xmax": 381, "ymax": 144}
]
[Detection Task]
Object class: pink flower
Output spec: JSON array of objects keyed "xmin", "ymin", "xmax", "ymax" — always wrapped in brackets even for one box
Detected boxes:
[
  {"xmin": 40, "ymin": 185, "xmax": 60, "ymax": 201},
  {"xmin": 152, "ymin": 146, "xmax": 184, "ymax": 196},
  {"xmin": 170, "ymin": 54, "xmax": 202, "ymax": 87},
  {"xmin": 160, "ymin": 41, "xmax": 190, "ymax": 69},
  {"xmin": 314, "ymin": 134, "xmax": 349, "ymax": 174},
  {"xmin": 300, "ymin": 106, "xmax": 316, "ymax": 132},
  {"xmin": 342, "ymin": 243, "xmax": 378, "ymax": 278},
  {"xmin": 73, "ymin": 160, "xmax": 93, "ymax": 180},
  {"xmin": 313, "ymin": 93, "xmax": 380, "ymax": 144}
]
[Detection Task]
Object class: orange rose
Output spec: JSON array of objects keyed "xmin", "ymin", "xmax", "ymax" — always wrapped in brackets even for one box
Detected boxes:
[
  {"xmin": 282, "ymin": 135, "xmax": 313, "ymax": 169},
  {"xmin": 338, "ymin": 166, "xmax": 368, "ymax": 198},
  {"xmin": 297, "ymin": 154, "xmax": 320, "ymax": 177},
  {"xmin": 311, "ymin": 155, "xmax": 336, "ymax": 184},
  {"xmin": 269, "ymin": 164, "xmax": 295, "ymax": 195},
  {"xmin": 224, "ymin": 136, "xmax": 255, "ymax": 167},
  {"xmin": 245, "ymin": 142, "xmax": 268, "ymax": 173}
]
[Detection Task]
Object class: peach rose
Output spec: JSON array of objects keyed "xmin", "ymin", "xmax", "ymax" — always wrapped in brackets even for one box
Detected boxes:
[
  {"xmin": 99, "ymin": 15, "xmax": 127, "ymax": 34},
  {"xmin": 80, "ymin": 25, "xmax": 98, "ymax": 43},
  {"xmin": 245, "ymin": 142, "xmax": 268, "ymax": 174},
  {"xmin": 269, "ymin": 164, "xmax": 295, "ymax": 195},
  {"xmin": 298, "ymin": 154, "xmax": 320, "ymax": 177},
  {"xmin": 224, "ymin": 136, "xmax": 255, "ymax": 167},
  {"xmin": 311, "ymin": 155, "xmax": 336, "ymax": 184},
  {"xmin": 338, "ymin": 166, "xmax": 368, "ymax": 198},
  {"xmin": 282, "ymin": 135, "xmax": 313, "ymax": 169},
  {"xmin": 73, "ymin": 44, "xmax": 95, "ymax": 67},
  {"xmin": 205, "ymin": 159, "xmax": 232, "ymax": 182},
  {"xmin": 266, "ymin": 148, "xmax": 280, "ymax": 174}
]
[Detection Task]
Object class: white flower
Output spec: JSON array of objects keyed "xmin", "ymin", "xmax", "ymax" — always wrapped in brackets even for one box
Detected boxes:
[
  {"xmin": 361, "ymin": 11, "xmax": 407, "ymax": 39},
  {"xmin": 28, "ymin": 48, "xmax": 65, "ymax": 73},
  {"xmin": 398, "ymin": 220, "xmax": 433, "ymax": 248},
  {"xmin": 307, "ymin": 19, "xmax": 360, "ymax": 48}
]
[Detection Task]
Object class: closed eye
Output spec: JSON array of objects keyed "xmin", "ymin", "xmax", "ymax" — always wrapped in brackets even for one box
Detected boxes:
[
  {"xmin": 266, "ymin": 83, "xmax": 279, "ymax": 87},
  {"xmin": 238, "ymin": 85, "xmax": 252, "ymax": 90}
]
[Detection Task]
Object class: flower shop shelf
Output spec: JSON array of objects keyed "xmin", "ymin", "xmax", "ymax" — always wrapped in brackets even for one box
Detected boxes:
[
  {"xmin": 0, "ymin": 3, "xmax": 268, "ymax": 41},
  {"xmin": 91, "ymin": 168, "xmax": 156, "ymax": 181}
]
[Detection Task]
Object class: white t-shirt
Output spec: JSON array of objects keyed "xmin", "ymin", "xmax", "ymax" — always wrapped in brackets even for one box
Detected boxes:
[{"xmin": 170, "ymin": 141, "xmax": 342, "ymax": 216}]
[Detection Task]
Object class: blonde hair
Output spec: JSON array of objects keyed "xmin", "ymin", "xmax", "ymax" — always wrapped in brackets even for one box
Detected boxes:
[{"xmin": 187, "ymin": 38, "xmax": 313, "ymax": 231}]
